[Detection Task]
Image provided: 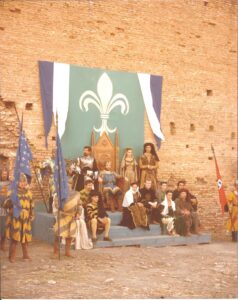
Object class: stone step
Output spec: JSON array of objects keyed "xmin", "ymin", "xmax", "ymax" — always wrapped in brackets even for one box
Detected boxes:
[
  {"xmin": 32, "ymin": 212, "xmax": 161, "ymax": 241},
  {"xmin": 94, "ymin": 233, "xmax": 211, "ymax": 248},
  {"xmin": 107, "ymin": 211, "xmax": 122, "ymax": 225},
  {"xmin": 32, "ymin": 212, "xmax": 211, "ymax": 248},
  {"xmin": 108, "ymin": 225, "xmax": 161, "ymax": 238},
  {"xmin": 35, "ymin": 202, "xmax": 122, "ymax": 225}
]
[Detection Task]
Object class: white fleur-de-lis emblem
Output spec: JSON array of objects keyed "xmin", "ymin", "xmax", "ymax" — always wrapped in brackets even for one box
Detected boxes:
[{"xmin": 79, "ymin": 72, "xmax": 129, "ymax": 135}]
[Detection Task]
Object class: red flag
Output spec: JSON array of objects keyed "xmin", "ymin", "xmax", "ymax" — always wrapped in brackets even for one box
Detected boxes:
[{"xmin": 211, "ymin": 145, "xmax": 227, "ymax": 215}]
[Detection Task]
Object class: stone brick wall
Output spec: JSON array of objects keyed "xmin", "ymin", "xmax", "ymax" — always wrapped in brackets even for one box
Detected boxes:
[{"xmin": 0, "ymin": 0, "xmax": 237, "ymax": 238}]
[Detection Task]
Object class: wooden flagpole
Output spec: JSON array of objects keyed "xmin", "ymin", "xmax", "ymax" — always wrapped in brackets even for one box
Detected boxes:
[{"xmin": 56, "ymin": 112, "xmax": 61, "ymax": 260}]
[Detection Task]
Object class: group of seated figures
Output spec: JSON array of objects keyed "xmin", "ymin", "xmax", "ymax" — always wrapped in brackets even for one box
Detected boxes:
[
  {"xmin": 66, "ymin": 143, "xmax": 201, "ymax": 241},
  {"xmin": 69, "ymin": 143, "xmax": 159, "ymax": 208}
]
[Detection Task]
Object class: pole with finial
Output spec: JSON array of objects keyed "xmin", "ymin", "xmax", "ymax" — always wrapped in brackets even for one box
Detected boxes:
[{"xmin": 55, "ymin": 112, "xmax": 61, "ymax": 260}]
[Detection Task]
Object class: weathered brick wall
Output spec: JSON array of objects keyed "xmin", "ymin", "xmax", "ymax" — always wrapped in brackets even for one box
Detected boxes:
[{"xmin": 0, "ymin": 0, "xmax": 237, "ymax": 238}]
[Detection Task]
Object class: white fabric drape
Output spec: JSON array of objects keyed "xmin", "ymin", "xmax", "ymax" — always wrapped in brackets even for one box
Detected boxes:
[
  {"xmin": 138, "ymin": 73, "xmax": 165, "ymax": 141},
  {"xmin": 53, "ymin": 62, "xmax": 70, "ymax": 138}
]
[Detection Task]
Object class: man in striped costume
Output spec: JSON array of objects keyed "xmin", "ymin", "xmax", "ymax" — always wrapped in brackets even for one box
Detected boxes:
[
  {"xmin": 5, "ymin": 173, "xmax": 34, "ymax": 263},
  {"xmin": 53, "ymin": 182, "xmax": 81, "ymax": 258},
  {"xmin": 86, "ymin": 191, "xmax": 112, "ymax": 243},
  {"xmin": 79, "ymin": 179, "xmax": 94, "ymax": 209}
]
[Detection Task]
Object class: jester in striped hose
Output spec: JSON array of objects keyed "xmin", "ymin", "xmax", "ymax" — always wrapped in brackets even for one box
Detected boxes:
[{"xmin": 4, "ymin": 173, "xmax": 34, "ymax": 263}]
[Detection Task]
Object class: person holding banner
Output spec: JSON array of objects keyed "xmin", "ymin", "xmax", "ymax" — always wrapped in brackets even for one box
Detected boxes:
[
  {"xmin": 226, "ymin": 180, "xmax": 238, "ymax": 242},
  {"xmin": 5, "ymin": 173, "xmax": 34, "ymax": 263},
  {"xmin": 52, "ymin": 184, "xmax": 82, "ymax": 257}
]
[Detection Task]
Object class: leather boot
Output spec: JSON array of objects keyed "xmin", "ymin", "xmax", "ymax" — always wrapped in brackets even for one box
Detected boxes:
[
  {"xmin": 22, "ymin": 242, "xmax": 31, "ymax": 260},
  {"xmin": 117, "ymin": 195, "xmax": 123, "ymax": 212},
  {"xmin": 65, "ymin": 238, "xmax": 74, "ymax": 258},
  {"xmin": 53, "ymin": 237, "xmax": 59, "ymax": 255},
  {"xmin": 9, "ymin": 240, "xmax": 17, "ymax": 263},
  {"xmin": 109, "ymin": 197, "xmax": 116, "ymax": 212},
  {"xmin": 232, "ymin": 231, "xmax": 238, "ymax": 242},
  {"xmin": 115, "ymin": 191, "xmax": 123, "ymax": 211},
  {"xmin": 0, "ymin": 235, "xmax": 6, "ymax": 251}
]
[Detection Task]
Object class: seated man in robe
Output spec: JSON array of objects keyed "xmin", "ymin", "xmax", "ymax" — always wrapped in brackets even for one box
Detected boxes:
[
  {"xmin": 139, "ymin": 179, "xmax": 162, "ymax": 224},
  {"xmin": 175, "ymin": 189, "xmax": 193, "ymax": 236},
  {"xmin": 173, "ymin": 181, "xmax": 200, "ymax": 234},
  {"xmin": 86, "ymin": 191, "xmax": 112, "ymax": 243},
  {"xmin": 185, "ymin": 185, "xmax": 200, "ymax": 234},
  {"xmin": 70, "ymin": 146, "xmax": 99, "ymax": 192},
  {"xmin": 99, "ymin": 161, "xmax": 123, "ymax": 212},
  {"xmin": 120, "ymin": 182, "xmax": 149, "ymax": 230}
]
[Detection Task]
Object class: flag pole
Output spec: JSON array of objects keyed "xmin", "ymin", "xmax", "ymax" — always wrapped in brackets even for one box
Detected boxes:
[
  {"xmin": 211, "ymin": 145, "xmax": 235, "ymax": 230},
  {"xmin": 13, "ymin": 103, "xmax": 49, "ymax": 213},
  {"xmin": 211, "ymin": 144, "xmax": 234, "ymax": 229},
  {"xmin": 56, "ymin": 112, "xmax": 61, "ymax": 260}
]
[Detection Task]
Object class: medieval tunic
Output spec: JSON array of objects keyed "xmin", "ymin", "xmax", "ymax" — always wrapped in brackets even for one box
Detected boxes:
[
  {"xmin": 100, "ymin": 171, "xmax": 120, "ymax": 191},
  {"xmin": 156, "ymin": 189, "xmax": 166, "ymax": 203},
  {"xmin": 79, "ymin": 188, "xmax": 91, "ymax": 209},
  {"xmin": 99, "ymin": 170, "xmax": 123, "ymax": 211},
  {"xmin": 120, "ymin": 157, "xmax": 138, "ymax": 185},
  {"xmin": 175, "ymin": 198, "xmax": 193, "ymax": 236},
  {"xmin": 226, "ymin": 191, "xmax": 238, "ymax": 233},
  {"xmin": 72, "ymin": 156, "xmax": 98, "ymax": 191},
  {"xmin": 139, "ymin": 187, "xmax": 160, "ymax": 223},
  {"xmin": 86, "ymin": 200, "xmax": 108, "ymax": 232},
  {"xmin": 161, "ymin": 197, "xmax": 176, "ymax": 233},
  {"xmin": 6, "ymin": 188, "xmax": 34, "ymax": 243},
  {"xmin": 53, "ymin": 191, "xmax": 80, "ymax": 238},
  {"xmin": 139, "ymin": 154, "xmax": 158, "ymax": 189},
  {"xmin": 121, "ymin": 188, "xmax": 148, "ymax": 229}
]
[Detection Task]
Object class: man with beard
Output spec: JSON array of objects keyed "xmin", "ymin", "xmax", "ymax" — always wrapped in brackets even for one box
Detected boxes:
[{"xmin": 70, "ymin": 146, "xmax": 98, "ymax": 192}]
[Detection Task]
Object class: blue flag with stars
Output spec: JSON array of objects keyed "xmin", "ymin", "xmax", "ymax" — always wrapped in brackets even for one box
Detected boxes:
[
  {"xmin": 11, "ymin": 123, "xmax": 33, "ymax": 218},
  {"xmin": 54, "ymin": 134, "xmax": 68, "ymax": 210}
]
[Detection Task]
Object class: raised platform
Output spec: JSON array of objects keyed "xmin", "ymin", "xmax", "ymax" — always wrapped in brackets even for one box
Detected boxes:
[{"xmin": 32, "ymin": 207, "xmax": 211, "ymax": 248}]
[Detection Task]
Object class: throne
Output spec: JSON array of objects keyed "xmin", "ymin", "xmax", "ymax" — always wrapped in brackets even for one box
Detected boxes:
[
  {"xmin": 91, "ymin": 131, "xmax": 119, "ymax": 172},
  {"xmin": 91, "ymin": 130, "xmax": 126, "ymax": 193}
]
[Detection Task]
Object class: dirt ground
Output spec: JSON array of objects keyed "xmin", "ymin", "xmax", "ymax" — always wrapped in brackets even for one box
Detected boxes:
[{"xmin": 1, "ymin": 240, "xmax": 237, "ymax": 299}]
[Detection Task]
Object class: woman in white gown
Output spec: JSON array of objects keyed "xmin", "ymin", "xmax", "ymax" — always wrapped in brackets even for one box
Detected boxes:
[{"xmin": 75, "ymin": 202, "xmax": 93, "ymax": 250}]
